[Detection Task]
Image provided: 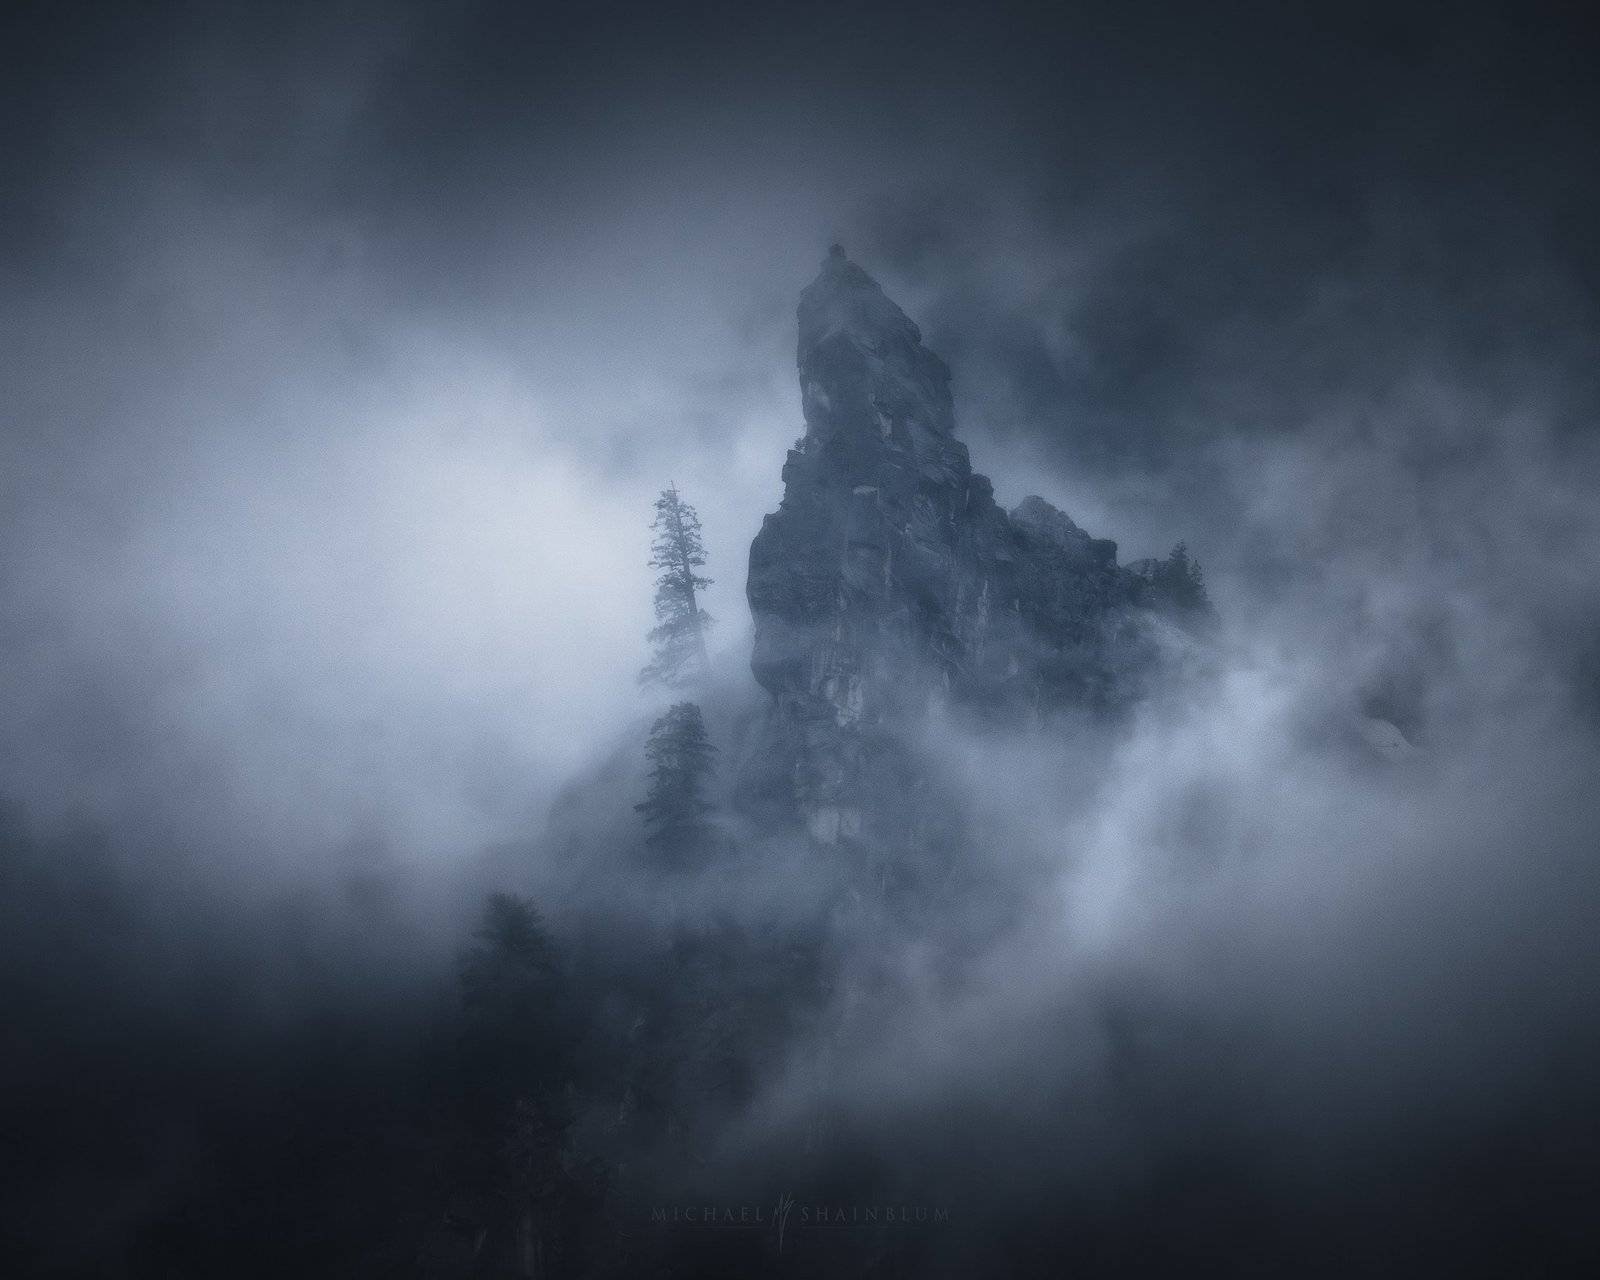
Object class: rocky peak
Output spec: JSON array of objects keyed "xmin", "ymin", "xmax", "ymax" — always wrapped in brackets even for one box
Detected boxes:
[
  {"xmin": 796, "ymin": 245, "xmax": 958, "ymax": 459},
  {"xmin": 741, "ymin": 250, "xmax": 1184, "ymax": 846}
]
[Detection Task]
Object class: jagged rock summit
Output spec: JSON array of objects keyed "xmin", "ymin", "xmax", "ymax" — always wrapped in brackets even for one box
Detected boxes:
[{"xmin": 742, "ymin": 247, "xmax": 1197, "ymax": 845}]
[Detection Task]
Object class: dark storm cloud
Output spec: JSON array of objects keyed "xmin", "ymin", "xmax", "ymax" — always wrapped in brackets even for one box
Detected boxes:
[{"xmin": 842, "ymin": 2, "xmax": 1600, "ymax": 560}]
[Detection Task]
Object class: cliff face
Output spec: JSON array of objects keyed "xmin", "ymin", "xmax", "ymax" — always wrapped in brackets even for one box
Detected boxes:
[{"xmin": 744, "ymin": 247, "xmax": 1186, "ymax": 844}]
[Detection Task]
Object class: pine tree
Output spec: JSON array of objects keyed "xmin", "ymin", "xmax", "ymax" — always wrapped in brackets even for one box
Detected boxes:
[
  {"xmin": 634, "ymin": 701, "xmax": 716, "ymax": 856},
  {"xmin": 1156, "ymin": 541, "xmax": 1211, "ymax": 613},
  {"xmin": 640, "ymin": 484, "xmax": 712, "ymax": 686},
  {"xmin": 455, "ymin": 896, "xmax": 602, "ymax": 1275},
  {"xmin": 458, "ymin": 893, "xmax": 568, "ymax": 1104}
]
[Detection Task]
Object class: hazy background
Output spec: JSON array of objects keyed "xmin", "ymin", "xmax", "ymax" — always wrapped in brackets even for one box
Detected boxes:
[
  {"xmin": 5, "ymin": 0, "xmax": 1598, "ymax": 859},
  {"xmin": 4, "ymin": 0, "xmax": 1600, "ymax": 1270}
]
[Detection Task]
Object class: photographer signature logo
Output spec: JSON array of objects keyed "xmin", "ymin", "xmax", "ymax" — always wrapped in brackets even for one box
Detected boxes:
[
  {"xmin": 774, "ymin": 1192, "xmax": 795, "ymax": 1252},
  {"xmin": 651, "ymin": 1193, "xmax": 948, "ymax": 1253}
]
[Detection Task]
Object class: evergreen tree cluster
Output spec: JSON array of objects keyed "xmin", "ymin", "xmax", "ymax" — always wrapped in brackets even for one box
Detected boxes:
[{"xmin": 414, "ymin": 486, "xmax": 812, "ymax": 1274}]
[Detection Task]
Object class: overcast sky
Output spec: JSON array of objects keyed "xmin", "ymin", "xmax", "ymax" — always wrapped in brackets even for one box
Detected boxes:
[{"xmin": 3, "ymin": 0, "xmax": 1597, "ymax": 867}]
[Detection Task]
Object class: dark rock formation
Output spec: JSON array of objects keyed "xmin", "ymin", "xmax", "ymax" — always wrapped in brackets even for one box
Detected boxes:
[{"xmin": 743, "ymin": 246, "xmax": 1200, "ymax": 844}]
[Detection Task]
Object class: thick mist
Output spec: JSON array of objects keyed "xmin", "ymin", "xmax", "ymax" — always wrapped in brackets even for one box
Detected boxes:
[{"xmin": 4, "ymin": 0, "xmax": 1599, "ymax": 1274}]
